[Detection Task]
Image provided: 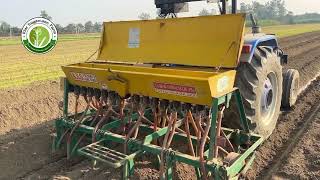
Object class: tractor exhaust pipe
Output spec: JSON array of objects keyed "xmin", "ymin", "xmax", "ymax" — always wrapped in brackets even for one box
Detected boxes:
[{"xmin": 250, "ymin": 13, "xmax": 262, "ymax": 34}]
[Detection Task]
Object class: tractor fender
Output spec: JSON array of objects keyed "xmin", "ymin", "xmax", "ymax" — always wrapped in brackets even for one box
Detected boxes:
[{"xmin": 239, "ymin": 33, "xmax": 285, "ymax": 64}]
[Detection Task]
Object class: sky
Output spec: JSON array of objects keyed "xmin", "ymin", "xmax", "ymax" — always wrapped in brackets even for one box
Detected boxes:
[{"xmin": 1, "ymin": 0, "xmax": 320, "ymax": 27}]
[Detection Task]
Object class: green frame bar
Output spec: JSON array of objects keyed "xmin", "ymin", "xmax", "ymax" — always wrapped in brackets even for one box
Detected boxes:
[
  {"xmin": 208, "ymin": 98, "xmax": 219, "ymax": 160},
  {"xmin": 54, "ymin": 81, "xmax": 264, "ymax": 180},
  {"xmin": 63, "ymin": 78, "xmax": 69, "ymax": 117}
]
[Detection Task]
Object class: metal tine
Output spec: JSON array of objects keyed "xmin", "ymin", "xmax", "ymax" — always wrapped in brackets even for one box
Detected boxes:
[
  {"xmin": 152, "ymin": 98, "xmax": 160, "ymax": 130},
  {"xmin": 199, "ymin": 106, "xmax": 215, "ymax": 179},
  {"xmin": 134, "ymin": 96, "xmax": 148, "ymax": 138},
  {"xmin": 193, "ymin": 105, "xmax": 205, "ymax": 157},
  {"xmin": 184, "ymin": 104, "xmax": 195, "ymax": 157},
  {"xmin": 123, "ymin": 95, "xmax": 146, "ymax": 154},
  {"xmin": 92, "ymin": 91, "xmax": 120, "ymax": 142},
  {"xmin": 160, "ymin": 100, "xmax": 170, "ymax": 127},
  {"xmin": 109, "ymin": 91, "xmax": 117, "ymax": 106},
  {"xmin": 71, "ymin": 100, "xmax": 105, "ymax": 156},
  {"xmin": 214, "ymin": 106, "xmax": 226, "ymax": 158},
  {"xmin": 73, "ymin": 86, "xmax": 81, "ymax": 121},
  {"xmin": 159, "ymin": 110, "xmax": 176, "ymax": 179},
  {"xmin": 67, "ymin": 94, "xmax": 92, "ymax": 159},
  {"xmin": 88, "ymin": 88, "xmax": 99, "ymax": 110},
  {"xmin": 166, "ymin": 101, "xmax": 181, "ymax": 148},
  {"xmin": 159, "ymin": 101, "xmax": 183, "ymax": 178},
  {"xmin": 136, "ymin": 96, "xmax": 153, "ymax": 126}
]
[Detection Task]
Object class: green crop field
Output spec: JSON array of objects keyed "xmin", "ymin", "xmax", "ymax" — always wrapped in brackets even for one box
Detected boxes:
[
  {"xmin": 260, "ymin": 23, "xmax": 320, "ymax": 37},
  {"xmin": 0, "ymin": 39, "xmax": 99, "ymax": 89},
  {"xmin": 243, "ymin": 23, "xmax": 320, "ymax": 37},
  {"xmin": 0, "ymin": 23, "xmax": 320, "ymax": 89}
]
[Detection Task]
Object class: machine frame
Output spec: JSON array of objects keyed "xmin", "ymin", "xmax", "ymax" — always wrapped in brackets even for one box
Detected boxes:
[
  {"xmin": 51, "ymin": 0, "xmax": 295, "ymax": 179},
  {"xmin": 53, "ymin": 79, "xmax": 264, "ymax": 180}
]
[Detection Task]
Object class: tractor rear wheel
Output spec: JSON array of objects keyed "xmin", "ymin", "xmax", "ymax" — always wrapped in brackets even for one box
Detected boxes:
[{"xmin": 224, "ymin": 46, "xmax": 283, "ymax": 138}]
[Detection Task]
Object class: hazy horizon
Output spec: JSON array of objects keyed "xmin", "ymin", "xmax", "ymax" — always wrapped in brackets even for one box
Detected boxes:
[{"xmin": 1, "ymin": 0, "xmax": 320, "ymax": 27}]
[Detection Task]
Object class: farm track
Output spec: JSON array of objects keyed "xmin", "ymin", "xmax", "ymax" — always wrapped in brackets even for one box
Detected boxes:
[
  {"xmin": 263, "ymin": 93, "xmax": 320, "ymax": 179},
  {"xmin": 0, "ymin": 31, "xmax": 319, "ymax": 179},
  {"xmin": 248, "ymin": 77, "xmax": 320, "ymax": 179}
]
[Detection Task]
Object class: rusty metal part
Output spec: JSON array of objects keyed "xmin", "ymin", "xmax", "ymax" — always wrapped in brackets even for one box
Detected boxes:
[
  {"xmin": 199, "ymin": 111, "xmax": 212, "ymax": 180},
  {"xmin": 185, "ymin": 111, "xmax": 195, "ymax": 157},
  {"xmin": 194, "ymin": 112, "xmax": 202, "ymax": 157},
  {"xmin": 159, "ymin": 112, "xmax": 175, "ymax": 178},
  {"xmin": 161, "ymin": 108, "xmax": 168, "ymax": 128},
  {"xmin": 72, "ymin": 100, "xmax": 104, "ymax": 153},
  {"xmin": 74, "ymin": 94, "xmax": 79, "ymax": 121},
  {"xmin": 176, "ymin": 127, "xmax": 186, "ymax": 134},
  {"xmin": 195, "ymin": 113, "xmax": 205, "ymax": 135},
  {"xmin": 166, "ymin": 112, "xmax": 178, "ymax": 148},
  {"xmin": 119, "ymin": 98, "xmax": 126, "ymax": 133},
  {"xmin": 214, "ymin": 106, "xmax": 226, "ymax": 158},
  {"xmin": 84, "ymin": 95, "xmax": 98, "ymax": 110},
  {"xmin": 92, "ymin": 107, "xmax": 117, "ymax": 142},
  {"xmin": 124, "ymin": 118, "xmax": 142, "ymax": 154},
  {"xmin": 187, "ymin": 111, "xmax": 199, "ymax": 136},
  {"xmin": 67, "ymin": 100, "xmax": 91, "ymax": 159}
]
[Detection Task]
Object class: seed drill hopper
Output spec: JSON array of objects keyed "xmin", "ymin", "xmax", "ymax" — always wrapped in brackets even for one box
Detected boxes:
[{"xmin": 53, "ymin": 13, "xmax": 266, "ymax": 179}]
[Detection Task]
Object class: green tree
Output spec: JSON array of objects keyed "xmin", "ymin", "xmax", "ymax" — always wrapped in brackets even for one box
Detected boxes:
[
  {"xmin": 93, "ymin": 22, "xmax": 102, "ymax": 32},
  {"xmin": 11, "ymin": 27, "xmax": 21, "ymax": 36},
  {"xmin": 76, "ymin": 23, "xmax": 85, "ymax": 34},
  {"xmin": 252, "ymin": 1, "xmax": 269, "ymax": 19},
  {"xmin": 84, "ymin": 21, "xmax": 93, "ymax": 33},
  {"xmin": 64, "ymin": 23, "xmax": 76, "ymax": 33},
  {"xmin": 242, "ymin": 0, "xmax": 287, "ymax": 20},
  {"xmin": 0, "ymin": 21, "xmax": 10, "ymax": 36},
  {"xmin": 40, "ymin": 10, "xmax": 52, "ymax": 20},
  {"xmin": 239, "ymin": 3, "xmax": 250, "ymax": 13},
  {"xmin": 276, "ymin": 0, "xmax": 287, "ymax": 17},
  {"xmin": 55, "ymin": 24, "xmax": 64, "ymax": 33},
  {"xmin": 294, "ymin": 13, "xmax": 320, "ymax": 23},
  {"xmin": 282, "ymin": 11, "xmax": 295, "ymax": 24}
]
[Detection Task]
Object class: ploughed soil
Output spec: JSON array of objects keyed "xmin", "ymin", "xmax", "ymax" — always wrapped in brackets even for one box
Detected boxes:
[
  {"xmin": 273, "ymin": 94, "xmax": 320, "ymax": 180},
  {"xmin": 0, "ymin": 31, "xmax": 320, "ymax": 179},
  {"xmin": 247, "ymin": 32, "xmax": 320, "ymax": 179}
]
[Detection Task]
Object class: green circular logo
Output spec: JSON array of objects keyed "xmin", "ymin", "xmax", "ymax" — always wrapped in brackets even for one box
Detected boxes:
[{"xmin": 21, "ymin": 17, "xmax": 58, "ymax": 54}]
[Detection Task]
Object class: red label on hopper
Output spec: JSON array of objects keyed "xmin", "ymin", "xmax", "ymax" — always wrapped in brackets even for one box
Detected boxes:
[{"xmin": 153, "ymin": 82, "xmax": 197, "ymax": 97}]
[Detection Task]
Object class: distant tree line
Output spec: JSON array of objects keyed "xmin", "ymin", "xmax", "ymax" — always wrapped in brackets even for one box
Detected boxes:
[
  {"xmin": 0, "ymin": 10, "xmax": 103, "ymax": 37},
  {"xmin": 54, "ymin": 21, "xmax": 102, "ymax": 34},
  {"xmin": 139, "ymin": 0, "xmax": 320, "ymax": 26},
  {"xmin": 2, "ymin": 5, "xmax": 320, "ymax": 37},
  {"xmin": 198, "ymin": 0, "xmax": 320, "ymax": 26},
  {"xmin": 0, "ymin": 21, "xmax": 20, "ymax": 36},
  {"xmin": 239, "ymin": 0, "xmax": 320, "ymax": 25}
]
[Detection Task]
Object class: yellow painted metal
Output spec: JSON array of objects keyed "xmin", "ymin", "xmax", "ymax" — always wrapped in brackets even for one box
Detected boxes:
[
  {"xmin": 62, "ymin": 63, "xmax": 236, "ymax": 106},
  {"xmin": 97, "ymin": 14, "xmax": 246, "ymax": 68}
]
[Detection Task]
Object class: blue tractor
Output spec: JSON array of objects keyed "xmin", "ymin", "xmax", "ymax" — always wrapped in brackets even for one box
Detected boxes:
[{"xmin": 155, "ymin": 0, "xmax": 300, "ymax": 138}]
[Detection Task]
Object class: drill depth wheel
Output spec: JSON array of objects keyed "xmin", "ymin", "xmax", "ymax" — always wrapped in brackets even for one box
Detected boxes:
[{"xmin": 281, "ymin": 69, "xmax": 300, "ymax": 109}]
